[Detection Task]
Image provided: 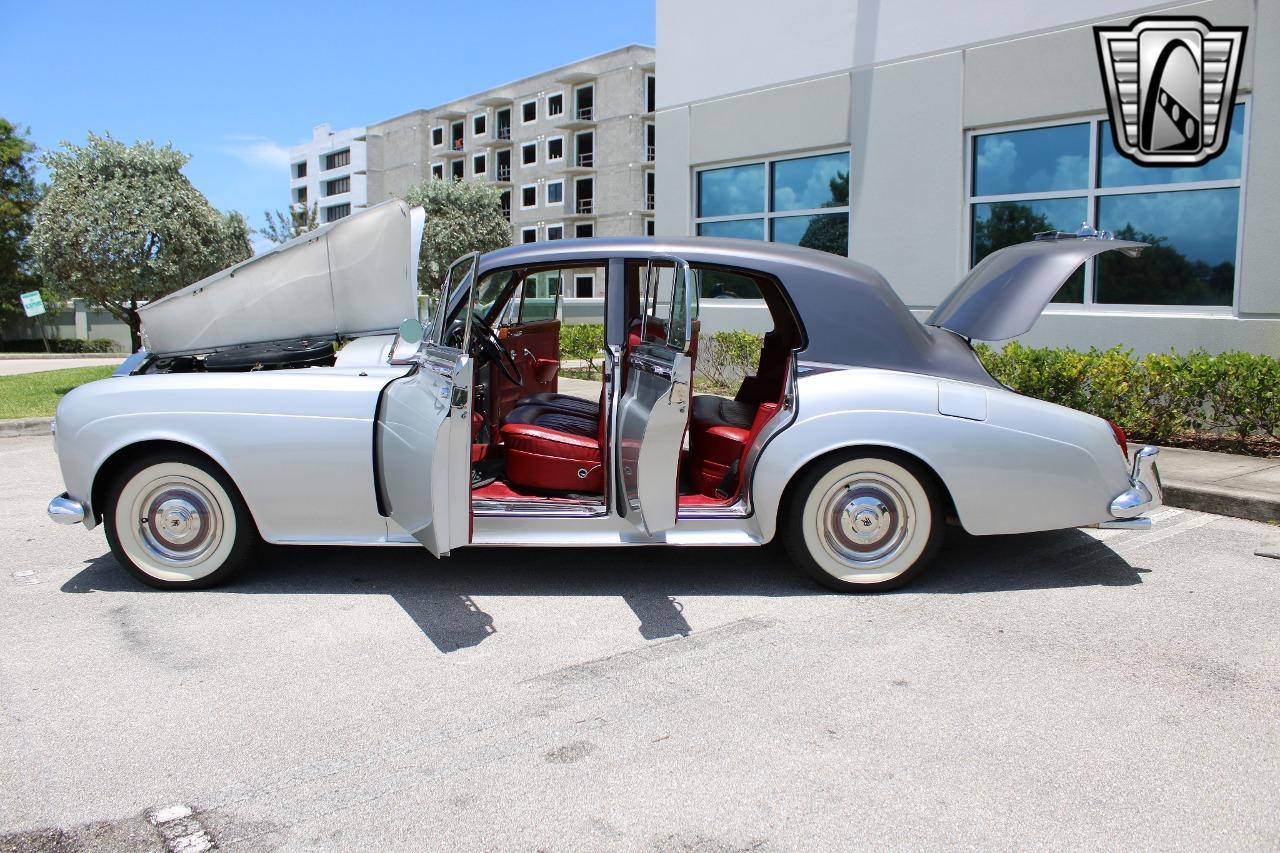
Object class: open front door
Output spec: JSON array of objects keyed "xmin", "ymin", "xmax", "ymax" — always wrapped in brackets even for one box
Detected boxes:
[
  {"xmin": 616, "ymin": 256, "xmax": 696, "ymax": 535},
  {"xmin": 377, "ymin": 345, "xmax": 473, "ymax": 555},
  {"xmin": 376, "ymin": 253, "xmax": 479, "ymax": 556}
]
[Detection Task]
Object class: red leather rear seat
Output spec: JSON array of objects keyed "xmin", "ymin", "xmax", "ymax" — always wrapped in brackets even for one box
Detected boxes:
[{"xmin": 688, "ymin": 395, "xmax": 780, "ymax": 498}]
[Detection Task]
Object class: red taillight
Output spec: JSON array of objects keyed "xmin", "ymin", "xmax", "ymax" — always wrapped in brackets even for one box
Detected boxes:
[{"xmin": 1108, "ymin": 420, "xmax": 1128, "ymax": 460}]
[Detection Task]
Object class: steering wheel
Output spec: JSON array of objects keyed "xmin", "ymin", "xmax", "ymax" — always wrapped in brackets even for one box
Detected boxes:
[{"xmin": 446, "ymin": 317, "xmax": 522, "ymax": 385}]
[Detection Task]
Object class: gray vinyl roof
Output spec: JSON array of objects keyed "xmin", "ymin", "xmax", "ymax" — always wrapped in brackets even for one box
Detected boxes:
[{"xmin": 477, "ymin": 236, "xmax": 1001, "ymax": 388}]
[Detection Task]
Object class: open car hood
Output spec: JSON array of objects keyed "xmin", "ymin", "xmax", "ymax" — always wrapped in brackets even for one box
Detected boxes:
[
  {"xmin": 926, "ymin": 234, "xmax": 1147, "ymax": 341},
  {"xmin": 139, "ymin": 200, "xmax": 425, "ymax": 356}
]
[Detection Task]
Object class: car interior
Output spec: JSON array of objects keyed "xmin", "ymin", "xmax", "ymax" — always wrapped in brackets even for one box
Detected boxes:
[{"xmin": 445, "ymin": 256, "xmax": 801, "ymax": 515}]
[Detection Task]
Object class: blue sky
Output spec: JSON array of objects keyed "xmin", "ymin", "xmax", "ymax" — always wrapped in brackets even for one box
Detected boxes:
[{"xmin": 5, "ymin": 0, "xmax": 655, "ymax": 251}]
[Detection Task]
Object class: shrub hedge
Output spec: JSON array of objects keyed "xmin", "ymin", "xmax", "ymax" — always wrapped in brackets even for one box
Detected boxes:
[
  {"xmin": 557, "ymin": 324, "xmax": 1278, "ymax": 448},
  {"xmin": 975, "ymin": 342, "xmax": 1280, "ymax": 444},
  {"xmin": 0, "ymin": 337, "xmax": 122, "ymax": 354}
]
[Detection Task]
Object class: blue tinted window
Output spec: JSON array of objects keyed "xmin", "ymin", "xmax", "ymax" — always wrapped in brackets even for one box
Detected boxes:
[
  {"xmin": 697, "ymin": 164, "xmax": 765, "ymax": 217},
  {"xmin": 972, "ymin": 198, "xmax": 1088, "ymax": 263},
  {"xmin": 771, "ymin": 153, "xmax": 850, "ymax": 212},
  {"xmin": 972, "ymin": 123, "xmax": 1090, "ymax": 196},
  {"xmin": 698, "ymin": 219, "xmax": 765, "ymax": 240},
  {"xmin": 771, "ymin": 213, "xmax": 848, "ymax": 256},
  {"xmin": 1096, "ymin": 188, "xmax": 1239, "ymax": 306},
  {"xmin": 1099, "ymin": 103, "xmax": 1246, "ymax": 188}
]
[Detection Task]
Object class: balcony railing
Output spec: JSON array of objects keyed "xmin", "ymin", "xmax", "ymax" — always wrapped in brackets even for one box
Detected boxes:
[
  {"xmin": 497, "ymin": 166, "xmax": 511, "ymax": 181},
  {"xmin": 646, "ymin": 145, "xmax": 655, "ymax": 162},
  {"xmin": 496, "ymin": 126, "xmax": 511, "ymax": 140},
  {"xmin": 645, "ymin": 194, "xmax": 655, "ymax": 211},
  {"xmin": 501, "ymin": 206, "xmax": 511, "ymax": 221},
  {"xmin": 576, "ymin": 106, "xmax": 594, "ymax": 121},
  {"xmin": 576, "ymin": 199, "xmax": 594, "ymax": 214},
  {"xmin": 575, "ymin": 152, "xmax": 594, "ymax": 167}
]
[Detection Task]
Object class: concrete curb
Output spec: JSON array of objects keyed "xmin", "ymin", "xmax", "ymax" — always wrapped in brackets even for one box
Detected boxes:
[
  {"xmin": 0, "ymin": 353, "xmax": 129, "ymax": 360},
  {"xmin": 0, "ymin": 418, "xmax": 53, "ymax": 438},
  {"xmin": 1161, "ymin": 479, "xmax": 1280, "ymax": 526}
]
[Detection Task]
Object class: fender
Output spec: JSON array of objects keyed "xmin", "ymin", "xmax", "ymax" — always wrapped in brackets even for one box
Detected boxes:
[
  {"xmin": 54, "ymin": 368, "xmax": 403, "ymax": 544},
  {"xmin": 749, "ymin": 368, "xmax": 1132, "ymax": 541}
]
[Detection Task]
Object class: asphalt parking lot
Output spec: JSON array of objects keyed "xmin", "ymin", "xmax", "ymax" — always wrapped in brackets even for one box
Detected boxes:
[{"xmin": 2, "ymin": 434, "xmax": 1279, "ymax": 851}]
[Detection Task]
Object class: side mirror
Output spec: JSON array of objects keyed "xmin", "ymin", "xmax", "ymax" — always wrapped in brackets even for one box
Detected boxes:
[{"xmin": 398, "ymin": 318, "xmax": 424, "ymax": 344}]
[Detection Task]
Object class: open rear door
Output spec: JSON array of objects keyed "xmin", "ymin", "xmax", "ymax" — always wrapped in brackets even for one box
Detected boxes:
[{"xmin": 616, "ymin": 256, "xmax": 696, "ymax": 535}]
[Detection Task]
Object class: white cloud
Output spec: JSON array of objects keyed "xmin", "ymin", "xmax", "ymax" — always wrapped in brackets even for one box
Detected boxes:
[
  {"xmin": 221, "ymin": 136, "xmax": 292, "ymax": 170},
  {"xmin": 975, "ymin": 137, "xmax": 1017, "ymax": 194}
]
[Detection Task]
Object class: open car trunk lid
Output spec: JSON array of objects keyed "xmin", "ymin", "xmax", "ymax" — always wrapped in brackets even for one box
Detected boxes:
[
  {"xmin": 926, "ymin": 232, "xmax": 1146, "ymax": 341},
  {"xmin": 139, "ymin": 200, "xmax": 425, "ymax": 356}
]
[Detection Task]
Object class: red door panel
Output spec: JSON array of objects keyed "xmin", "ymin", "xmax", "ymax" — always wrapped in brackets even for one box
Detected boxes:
[{"xmin": 493, "ymin": 318, "xmax": 560, "ymax": 426}]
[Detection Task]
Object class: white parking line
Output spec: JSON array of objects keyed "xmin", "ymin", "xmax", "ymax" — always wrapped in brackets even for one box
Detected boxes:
[{"xmin": 148, "ymin": 804, "xmax": 214, "ymax": 853}]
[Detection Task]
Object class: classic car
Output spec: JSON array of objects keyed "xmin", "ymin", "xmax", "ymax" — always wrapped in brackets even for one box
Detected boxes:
[{"xmin": 46, "ymin": 200, "xmax": 1162, "ymax": 592}]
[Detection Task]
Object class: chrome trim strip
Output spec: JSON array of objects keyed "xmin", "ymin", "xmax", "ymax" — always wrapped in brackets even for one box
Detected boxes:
[
  {"xmin": 629, "ymin": 351, "xmax": 673, "ymax": 378},
  {"xmin": 677, "ymin": 500, "xmax": 750, "ymax": 520},
  {"xmin": 1109, "ymin": 445, "xmax": 1162, "ymax": 518},
  {"xmin": 47, "ymin": 493, "xmax": 86, "ymax": 525},
  {"xmin": 472, "ymin": 499, "xmax": 608, "ymax": 518}
]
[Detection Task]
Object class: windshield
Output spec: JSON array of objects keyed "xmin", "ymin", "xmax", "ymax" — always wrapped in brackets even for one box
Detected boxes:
[{"xmin": 428, "ymin": 253, "xmax": 477, "ymax": 345}]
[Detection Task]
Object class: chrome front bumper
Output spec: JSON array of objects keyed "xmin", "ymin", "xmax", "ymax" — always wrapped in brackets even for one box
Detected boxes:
[
  {"xmin": 48, "ymin": 493, "xmax": 87, "ymax": 525},
  {"xmin": 1109, "ymin": 445, "xmax": 1162, "ymax": 519}
]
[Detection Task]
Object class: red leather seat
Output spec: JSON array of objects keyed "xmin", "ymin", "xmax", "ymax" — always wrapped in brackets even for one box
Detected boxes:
[
  {"xmin": 500, "ymin": 405, "xmax": 603, "ymax": 493},
  {"xmin": 688, "ymin": 395, "xmax": 780, "ymax": 498}
]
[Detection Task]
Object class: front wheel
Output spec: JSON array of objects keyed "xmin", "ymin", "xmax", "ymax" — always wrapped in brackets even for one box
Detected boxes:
[
  {"xmin": 103, "ymin": 451, "xmax": 257, "ymax": 589},
  {"xmin": 781, "ymin": 451, "xmax": 944, "ymax": 592}
]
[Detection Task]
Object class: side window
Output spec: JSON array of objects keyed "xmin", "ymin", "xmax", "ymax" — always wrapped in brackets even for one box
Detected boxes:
[
  {"xmin": 642, "ymin": 261, "xmax": 698, "ymax": 351},
  {"xmin": 668, "ymin": 264, "xmax": 697, "ymax": 351},
  {"xmin": 516, "ymin": 270, "xmax": 562, "ymax": 323}
]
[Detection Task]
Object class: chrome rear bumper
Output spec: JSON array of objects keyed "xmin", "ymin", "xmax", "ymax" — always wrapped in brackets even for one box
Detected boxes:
[
  {"xmin": 48, "ymin": 493, "xmax": 87, "ymax": 525},
  {"xmin": 1109, "ymin": 446, "xmax": 1162, "ymax": 519}
]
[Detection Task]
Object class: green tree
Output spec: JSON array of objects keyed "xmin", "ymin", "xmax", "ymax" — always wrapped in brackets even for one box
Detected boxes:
[
  {"xmin": 973, "ymin": 202, "xmax": 1052, "ymax": 262},
  {"xmin": 29, "ymin": 133, "xmax": 252, "ymax": 350},
  {"xmin": 0, "ymin": 118, "xmax": 42, "ymax": 326},
  {"xmin": 259, "ymin": 202, "xmax": 319, "ymax": 244},
  {"xmin": 1096, "ymin": 223, "xmax": 1230, "ymax": 306},
  {"xmin": 220, "ymin": 210, "xmax": 253, "ymax": 260},
  {"xmin": 401, "ymin": 178, "xmax": 511, "ymax": 293},
  {"xmin": 797, "ymin": 170, "xmax": 849, "ymax": 256}
]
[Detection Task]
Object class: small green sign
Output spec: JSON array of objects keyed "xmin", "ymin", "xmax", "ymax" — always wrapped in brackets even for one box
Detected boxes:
[{"xmin": 20, "ymin": 290, "xmax": 45, "ymax": 318}]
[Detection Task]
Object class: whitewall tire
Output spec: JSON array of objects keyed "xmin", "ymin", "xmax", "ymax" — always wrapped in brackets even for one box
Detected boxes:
[
  {"xmin": 103, "ymin": 451, "xmax": 256, "ymax": 589},
  {"xmin": 781, "ymin": 451, "xmax": 944, "ymax": 592}
]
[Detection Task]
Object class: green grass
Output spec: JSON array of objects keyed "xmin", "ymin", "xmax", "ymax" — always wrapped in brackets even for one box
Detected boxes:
[{"xmin": 0, "ymin": 366, "xmax": 116, "ymax": 419}]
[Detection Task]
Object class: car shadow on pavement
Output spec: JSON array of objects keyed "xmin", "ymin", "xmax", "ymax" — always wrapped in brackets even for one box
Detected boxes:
[{"xmin": 61, "ymin": 527, "xmax": 1141, "ymax": 653}]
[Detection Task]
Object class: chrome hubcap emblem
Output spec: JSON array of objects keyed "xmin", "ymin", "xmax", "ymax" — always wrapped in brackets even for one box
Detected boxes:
[
  {"xmin": 135, "ymin": 481, "xmax": 221, "ymax": 566},
  {"xmin": 818, "ymin": 475, "xmax": 912, "ymax": 569}
]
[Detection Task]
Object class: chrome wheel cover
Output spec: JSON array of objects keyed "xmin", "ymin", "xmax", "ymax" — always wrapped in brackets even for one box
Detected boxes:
[
  {"xmin": 130, "ymin": 477, "xmax": 223, "ymax": 568},
  {"xmin": 817, "ymin": 473, "xmax": 913, "ymax": 569}
]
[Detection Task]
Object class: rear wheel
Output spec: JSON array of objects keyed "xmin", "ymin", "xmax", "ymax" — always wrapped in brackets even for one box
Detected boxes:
[
  {"xmin": 103, "ymin": 451, "xmax": 257, "ymax": 589},
  {"xmin": 781, "ymin": 451, "xmax": 944, "ymax": 592}
]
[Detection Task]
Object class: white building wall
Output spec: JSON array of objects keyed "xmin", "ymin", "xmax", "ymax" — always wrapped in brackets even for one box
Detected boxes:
[
  {"xmin": 288, "ymin": 123, "xmax": 369, "ymax": 223},
  {"xmin": 657, "ymin": 0, "xmax": 1280, "ymax": 354}
]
